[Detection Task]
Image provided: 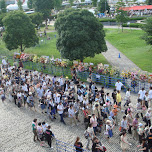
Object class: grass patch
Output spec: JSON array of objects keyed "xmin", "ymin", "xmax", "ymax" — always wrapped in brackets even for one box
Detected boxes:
[
  {"xmin": 0, "ymin": 31, "xmax": 109, "ymax": 66},
  {"xmin": 105, "ymin": 28, "xmax": 152, "ymax": 72}
]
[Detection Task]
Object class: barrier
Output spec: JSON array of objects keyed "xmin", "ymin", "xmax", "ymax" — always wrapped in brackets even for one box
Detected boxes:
[{"xmin": 0, "ymin": 54, "xmax": 151, "ymax": 94}]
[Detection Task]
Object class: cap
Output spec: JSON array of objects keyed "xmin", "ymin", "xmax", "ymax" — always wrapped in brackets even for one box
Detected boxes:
[
  {"xmin": 103, "ymin": 104, "xmax": 106, "ymax": 107},
  {"xmin": 138, "ymin": 123, "xmax": 143, "ymax": 127}
]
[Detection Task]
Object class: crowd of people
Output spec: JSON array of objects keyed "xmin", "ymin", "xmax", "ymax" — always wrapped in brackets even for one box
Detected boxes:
[{"xmin": 0, "ymin": 59, "xmax": 152, "ymax": 152}]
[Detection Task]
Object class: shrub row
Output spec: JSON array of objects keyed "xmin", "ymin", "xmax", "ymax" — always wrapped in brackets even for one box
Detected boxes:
[
  {"xmin": 122, "ymin": 23, "xmax": 143, "ymax": 28},
  {"xmin": 98, "ymin": 16, "xmax": 147, "ymax": 22}
]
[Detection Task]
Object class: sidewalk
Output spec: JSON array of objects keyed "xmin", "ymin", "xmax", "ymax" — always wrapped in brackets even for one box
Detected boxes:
[{"xmin": 102, "ymin": 41, "xmax": 141, "ymax": 72}]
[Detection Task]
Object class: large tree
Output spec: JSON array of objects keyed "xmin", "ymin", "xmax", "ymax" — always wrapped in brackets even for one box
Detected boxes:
[
  {"xmin": 17, "ymin": 0, "xmax": 23, "ymax": 11},
  {"xmin": 34, "ymin": 0, "xmax": 54, "ymax": 25},
  {"xmin": 92, "ymin": 0, "xmax": 98, "ymax": 7},
  {"xmin": 0, "ymin": 0, "xmax": 6, "ymax": 13},
  {"xmin": 142, "ymin": 17, "xmax": 152, "ymax": 45},
  {"xmin": 0, "ymin": 13, "xmax": 5, "ymax": 26},
  {"xmin": 98, "ymin": 0, "xmax": 110, "ymax": 13},
  {"xmin": 29, "ymin": 12, "xmax": 43, "ymax": 28},
  {"xmin": 54, "ymin": 0, "xmax": 62, "ymax": 10},
  {"xmin": 27, "ymin": 0, "xmax": 34, "ymax": 9},
  {"xmin": 116, "ymin": 0, "xmax": 128, "ymax": 32},
  {"xmin": 146, "ymin": 0, "xmax": 152, "ymax": 5},
  {"xmin": 55, "ymin": 9, "xmax": 107, "ymax": 61},
  {"xmin": 2, "ymin": 11, "xmax": 39, "ymax": 52}
]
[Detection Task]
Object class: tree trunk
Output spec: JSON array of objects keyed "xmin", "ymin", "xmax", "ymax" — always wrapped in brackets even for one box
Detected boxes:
[
  {"xmin": 122, "ymin": 23, "xmax": 123, "ymax": 32},
  {"xmin": 21, "ymin": 44, "xmax": 23, "ymax": 52}
]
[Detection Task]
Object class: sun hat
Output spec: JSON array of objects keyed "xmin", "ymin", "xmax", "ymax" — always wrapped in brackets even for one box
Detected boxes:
[{"xmin": 138, "ymin": 123, "xmax": 143, "ymax": 127}]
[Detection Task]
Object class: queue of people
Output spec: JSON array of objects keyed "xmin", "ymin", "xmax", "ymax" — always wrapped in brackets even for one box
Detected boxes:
[{"xmin": 0, "ymin": 62, "xmax": 152, "ymax": 152}]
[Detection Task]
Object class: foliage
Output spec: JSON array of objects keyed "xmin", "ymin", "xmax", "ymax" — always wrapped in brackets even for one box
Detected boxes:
[
  {"xmin": 105, "ymin": 29, "xmax": 152, "ymax": 72},
  {"xmin": 146, "ymin": 0, "xmax": 152, "ymax": 5},
  {"xmin": 0, "ymin": 0, "xmax": 6, "ymax": 13},
  {"xmin": 55, "ymin": 9, "xmax": 107, "ymax": 61},
  {"xmin": 17, "ymin": 0, "xmax": 23, "ymax": 11},
  {"xmin": 34, "ymin": 0, "xmax": 54, "ymax": 24},
  {"xmin": 2, "ymin": 11, "xmax": 39, "ymax": 52},
  {"xmin": 122, "ymin": 23, "xmax": 142, "ymax": 28},
  {"xmin": 142, "ymin": 17, "xmax": 152, "ymax": 45},
  {"xmin": 92, "ymin": 0, "xmax": 98, "ymax": 7},
  {"xmin": 0, "ymin": 13, "xmax": 5, "ymax": 26},
  {"xmin": 98, "ymin": 0, "xmax": 110, "ymax": 13},
  {"xmin": 29, "ymin": 12, "xmax": 43, "ymax": 28},
  {"xmin": 54, "ymin": 0, "xmax": 62, "ymax": 10},
  {"xmin": 27, "ymin": 0, "xmax": 34, "ymax": 9},
  {"xmin": 69, "ymin": 0, "xmax": 74, "ymax": 6},
  {"xmin": 115, "ymin": 1, "xmax": 128, "ymax": 32}
]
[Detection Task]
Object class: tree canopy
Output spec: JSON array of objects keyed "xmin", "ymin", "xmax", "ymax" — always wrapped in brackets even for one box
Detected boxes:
[
  {"xmin": 29, "ymin": 12, "xmax": 43, "ymax": 28},
  {"xmin": 2, "ymin": 11, "xmax": 39, "ymax": 52},
  {"xmin": 55, "ymin": 9, "xmax": 107, "ymax": 61},
  {"xmin": 17, "ymin": 0, "xmax": 23, "ymax": 11},
  {"xmin": 0, "ymin": 0, "xmax": 6, "ymax": 13},
  {"xmin": 146, "ymin": 0, "xmax": 152, "ymax": 5},
  {"xmin": 116, "ymin": 1, "xmax": 128, "ymax": 32},
  {"xmin": 54, "ymin": 0, "xmax": 62, "ymax": 10},
  {"xmin": 98, "ymin": 0, "xmax": 110, "ymax": 13},
  {"xmin": 92, "ymin": 0, "xmax": 98, "ymax": 7},
  {"xmin": 0, "ymin": 13, "xmax": 6, "ymax": 26},
  {"xmin": 27, "ymin": 0, "xmax": 34, "ymax": 9},
  {"xmin": 34, "ymin": 0, "xmax": 54, "ymax": 24},
  {"xmin": 142, "ymin": 17, "xmax": 152, "ymax": 45}
]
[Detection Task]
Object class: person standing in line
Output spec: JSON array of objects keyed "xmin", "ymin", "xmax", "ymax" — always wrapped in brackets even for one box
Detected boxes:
[
  {"xmin": 132, "ymin": 115, "xmax": 139, "ymax": 140},
  {"xmin": 120, "ymin": 131, "xmax": 131, "ymax": 152},
  {"xmin": 126, "ymin": 111, "xmax": 133, "ymax": 134},
  {"xmin": 115, "ymin": 80, "xmax": 125, "ymax": 91},
  {"xmin": 57, "ymin": 101, "xmax": 66, "ymax": 125},
  {"xmin": 86, "ymin": 123, "xmax": 95, "ymax": 150},
  {"xmin": 90, "ymin": 114, "xmax": 98, "ymax": 135},
  {"xmin": 68, "ymin": 104, "xmax": 77, "ymax": 126},
  {"xmin": 148, "ymin": 87, "xmax": 152, "ymax": 106},
  {"xmin": 45, "ymin": 126, "xmax": 53, "ymax": 149},
  {"xmin": 32, "ymin": 119, "xmax": 38, "ymax": 142},
  {"xmin": 116, "ymin": 91, "xmax": 122, "ymax": 110},
  {"xmin": 74, "ymin": 137, "xmax": 83, "ymax": 152},
  {"xmin": 138, "ymin": 88, "xmax": 146, "ymax": 106}
]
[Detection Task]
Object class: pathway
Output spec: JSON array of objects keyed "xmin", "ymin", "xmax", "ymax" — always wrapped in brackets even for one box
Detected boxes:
[{"xmin": 102, "ymin": 41, "xmax": 141, "ymax": 72}]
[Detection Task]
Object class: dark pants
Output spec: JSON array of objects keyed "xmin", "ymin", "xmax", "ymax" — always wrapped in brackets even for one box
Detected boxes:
[
  {"xmin": 145, "ymin": 119, "xmax": 151, "ymax": 127},
  {"xmin": 59, "ymin": 114, "xmax": 65, "ymax": 123},
  {"xmin": 33, "ymin": 130, "xmax": 38, "ymax": 141},
  {"xmin": 93, "ymin": 126, "xmax": 97, "ymax": 135},
  {"xmin": 128, "ymin": 125, "xmax": 132, "ymax": 134},
  {"xmin": 145, "ymin": 101, "xmax": 148, "ymax": 109},
  {"xmin": 47, "ymin": 138, "xmax": 52, "ymax": 147}
]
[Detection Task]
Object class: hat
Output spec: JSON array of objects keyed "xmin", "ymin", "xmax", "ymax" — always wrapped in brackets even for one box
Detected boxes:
[
  {"xmin": 138, "ymin": 123, "xmax": 143, "ymax": 127},
  {"xmin": 148, "ymin": 108, "xmax": 151, "ymax": 111},
  {"xmin": 128, "ymin": 103, "xmax": 133, "ymax": 107},
  {"xmin": 103, "ymin": 104, "xmax": 106, "ymax": 107},
  {"xmin": 108, "ymin": 116, "xmax": 112, "ymax": 120},
  {"xmin": 29, "ymin": 92, "xmax": 32, "ymax": 95}
]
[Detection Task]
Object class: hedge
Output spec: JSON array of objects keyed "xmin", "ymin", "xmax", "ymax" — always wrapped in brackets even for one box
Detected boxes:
[
  {"xmin": 98, "ymin": 16, "xmax": 147, "ymax": 22},
  {"xmin": 122, "ymin": 23, "xmax": 143, "ymax": 28}
]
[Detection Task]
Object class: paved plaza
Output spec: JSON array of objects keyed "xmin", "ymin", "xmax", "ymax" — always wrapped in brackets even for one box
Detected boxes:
[{"xmin": 0, "ymin": 83, "xmax": 144, "ymax": 152}]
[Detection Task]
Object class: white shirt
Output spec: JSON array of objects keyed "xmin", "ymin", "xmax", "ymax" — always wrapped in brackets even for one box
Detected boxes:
[
  {"xmin": 58, "ymin": 78, "xmax": 64, "ymax": 86},
  {"xmin": 115, "ymin": 82, "xmax": 123, "ymax": 91},
  {"xmin": 138, "ymin": 90, "xmax": 146, "ymax": 100},
  {"xmin": 2, "ymin": 59, "xmax": 7, "ymax": 65},
  {"xmin": 148, "ymin": 90, "xmax": 152, "ymax": 99},
  {"xmin": 68, "ymin": 108, "xmax": 75, "ymax": 117},
  {"xmin": 57, "ymin": 104, "xmax": 64, "ymax": 114}
]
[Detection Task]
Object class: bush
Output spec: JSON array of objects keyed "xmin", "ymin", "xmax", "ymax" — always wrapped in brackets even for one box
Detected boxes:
[
  {"xmin": 122, "ymin": 23, "xmax": 143, "ymax": 28},
  {"xmin": 98, "ymin": 16, "xmax": 146, "ymax": 22},
  {"xmin": 48, "ymin": 14, "xmax": 57, "ymax": 20}
]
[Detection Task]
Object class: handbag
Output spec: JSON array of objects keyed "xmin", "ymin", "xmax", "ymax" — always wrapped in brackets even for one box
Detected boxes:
[{"xmin": 84, "ymin": 130, "xmax": 89, "ymax": 139}]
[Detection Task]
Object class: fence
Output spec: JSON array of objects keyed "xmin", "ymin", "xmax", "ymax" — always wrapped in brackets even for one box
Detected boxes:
[
  {"xmin": 22, "ymin": 61, "xmax": 152, "ymax": 94},
  {"xmin": 0, "ymin": 54, "xmax": 152, "ymax": 94},
  {"xmin": 56, "ymin": 139, "xmax": 89, "ymax": 152}
]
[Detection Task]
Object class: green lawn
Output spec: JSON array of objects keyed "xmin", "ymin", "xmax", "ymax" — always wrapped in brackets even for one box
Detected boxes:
[
  {"xmin": 0, "ymin": 31, "xmax": 109, "ymax": 66},
  {"xmin": 105, "ymin": 29, "xmax": 152, "ymax": 72}
]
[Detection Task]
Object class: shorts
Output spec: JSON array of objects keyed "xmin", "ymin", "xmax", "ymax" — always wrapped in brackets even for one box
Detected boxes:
[{"xmin": 118, "ymin": 102, "xmax": 121, "ymax": 106}]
